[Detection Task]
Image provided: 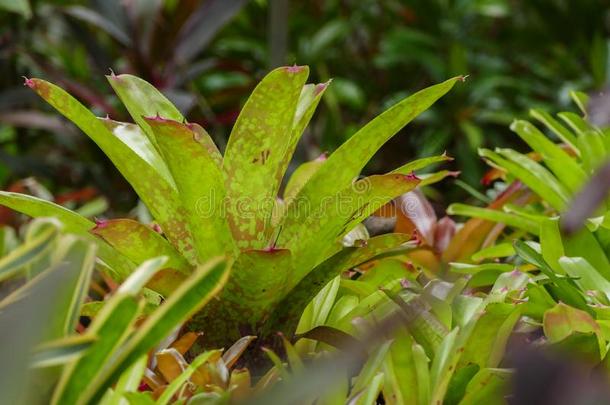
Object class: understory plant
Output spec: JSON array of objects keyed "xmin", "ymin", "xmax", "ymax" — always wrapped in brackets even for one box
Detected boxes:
[
  {"xmin": 443, "ymin": 94, "xmax": 610, "ymax": 373},
  {"xmin": 0, "ymin": 67, "xmax": 462, "ymax": 361},
  {"xmin": 0, "ymin": 218, "xmax": 231, "ymax": 404}
]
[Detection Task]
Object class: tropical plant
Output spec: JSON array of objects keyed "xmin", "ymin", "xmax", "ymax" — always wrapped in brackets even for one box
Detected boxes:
[
  {"xmin": 0, "ymin": 218, "xmax": 231, "ymax": 404},
  {"xmin": 0, "ymin": 67, "xmax": 462, "ymax": 364},
  {"xmin": 441, "ymin": 94, "xmax": 610, "ymax": 374}
]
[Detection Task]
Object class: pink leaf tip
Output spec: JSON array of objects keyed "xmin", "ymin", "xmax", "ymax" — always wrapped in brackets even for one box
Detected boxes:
[
  {"xmin": 315, "ymin": 81, "xmax": 329, "ymax": 95},
  {"xmin": 285, "ymin": 64, "xmax": 304, "ymax": 73},
  {"xmin": 405, "ymin": 171, "xmax": 420, "ymax": 181},
  {"xmin": 457, "ymin": 75, "xmax": 469, "ymax": 82},
  {"xmin": 94, "ymin": 218, "xmax": 108, "ymax": 229},
  {"xmin": 23, "ymin": 76, "xmax": 35, "ymax": 88}
]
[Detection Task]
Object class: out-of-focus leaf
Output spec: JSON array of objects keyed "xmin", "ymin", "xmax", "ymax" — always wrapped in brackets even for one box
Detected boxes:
[
  {"xmin": 529, "ymin": 109, "xmax": 579, "ymax": 155},
  {"xmin": 174, "ymin": 0, "xmax": 248, "ymax": 64},
  {"xmin": 0, "ymin": 223, "xmax": 58, "ymax": 282},
  {"xmin": 64, "ymin": 6, "xmax": 131, "ymax": 46},
  {"xmin": 480, "ymin": 148, "xmax": 569, "ymax": 210},
  {"xmin": 157, "ymin": 350, "xmax": 221, "ymax": 405},
  {"xmin": 447, "ymin": 203, "xmax": 539, "ymax": 234},
  {"xmin": 471, "ymin": 243, "xmax": 515, "ymax": 261},
  {"xmin": 457, "ymin": 368, "xmax": 510, "ymax": 405},
  {"xmin": 80, "ymin": 257, "xmax": 230, "ymax": 404},
  {"xmin": 0, "ymin": 0, "xmax": 31, "ymax": 18},
  {"xmin": 266, "ymin": 234, "xmax": 413, "ymax": 337},
  {"xmin": 562, "ymin": 161, "xmax": 610, "ymax": 234},
  {"xmin": 543, "ymin": 302, "xmax": 606, "ymax": 359},
  {"xmin": 559, "ymin": 257, "xmax": 610, "ymax": 303},
  {"xmin": 0, "ymin": 262, "xmax": 77, "ymax": 403},
  {"xmin": 30, "ymin": 335, "xmax": 95, "ymax": 369},
  {"xmin": 222, "ymin": 66, "xmax": 308, "ymax": 249},
  {"xmin": 222, "ymin": 335, "xmax": 256, "ymax": 369},
  {"xmin": 510, "ymin": 119, "xmax": 586, "ymax": 192}
]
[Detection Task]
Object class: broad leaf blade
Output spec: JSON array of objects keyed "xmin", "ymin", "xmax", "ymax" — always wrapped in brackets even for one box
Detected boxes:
[
  {"xmin": 145, "ymin": 118, "xmax": 235, "ymax": 261},
  {"xmin": 222, "ymin": 66, "xmax": 309, "ymax": 249},
  {"xmin": 281, "ymin": 77, "xmax": 462, "ymax": 241}
]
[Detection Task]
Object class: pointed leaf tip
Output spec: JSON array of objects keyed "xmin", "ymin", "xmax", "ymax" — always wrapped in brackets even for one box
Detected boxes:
[
  {"xmin": 285, "ymin": 65, "xmax": 306, "ymax": 73},
  {"xmin": 93, "ymin": 218, "xmax": 108, "ymax": 229},
  {"xmin": 458, "ymin": 75, "xmax": 469, "ymax": 82},
  {"xmin": 405, "ymin": 172, "xmax": 420, "ymax": 181},
  {"xmin": 23, "ymin": 76, "xmax": 34, "ymax": 88}
]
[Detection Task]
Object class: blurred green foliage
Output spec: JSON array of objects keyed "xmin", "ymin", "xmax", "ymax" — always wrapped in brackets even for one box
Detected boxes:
[{"xmin": 1, "ymin": 0, "xmax": 610, "ymax": 206}]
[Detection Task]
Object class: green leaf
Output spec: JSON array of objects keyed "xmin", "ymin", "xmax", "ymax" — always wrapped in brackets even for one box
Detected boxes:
[
  {"xmin": 0, "ymin": 0, "xmax": 31, "ymax": 18},
  {"xmin": 559, "ymin": 257, "xmax": 610, "ymax": 303},
  {"xmin": 350, "ymin": 341, "xmax": 391, "ymax": 400},
  {"xmin": 0, "ymin": 223, "xmax": 58, "ymax": 282},
  {"xmin": 543, "ymin": 302, "xmax": 606, "ymax": 359},
  {"xmin": 100, "ymin": 118, "xmax": 173, "ymax": 186},
  {"xmin": 481, "ymin": 148, "xmax": 569, "ymax": 210},
  {"xmin": 53, "ymin": 257, "xmax": 168, "ymax": 405},
  {"xmin": 26, "ymin": 79, "xmax": 196, "ymax": 264},
  {"xmin": 102, "ymin": 356, "xmax": 148, "ymax": 405},
  {"xmin": 390, "ymin": 154, "xmax": 454, "ymax": 175},
  {"xmin": 0, "ymin": 261, "xmax": 81, "ymax": 404},
  {"xmin": 529, "ymin": 109, "xmax": 579, "ymax": 155},
  {"xmin": 449, "ymin": 262, "xmax": 514, "ymax": 275},
  {"xmin": 382, "ymin": 329, "xmax": 419, "ymax": 405},
  {"xmin": 50, "ymin": 237, "xmax": 97, "ymax": 338},
  {"xmin": 0, "ymin": 192, "xmax": 136, "ymax": 278},
  {"xmin": 456, "ymin": 303, "xmax": 520, "ymax": 369},
  {"xmin": 457, "ymin": 368, "xmax": 510, "ymax": 405},
  {"xmin": 509, "ymin": 120, "xmax": 586, "ymax": 193},
  {"xmin": 265, "ymin": 233, "xmax": 412, "ymax": 337},
  {"xmin": 145, "ymin": 118, "xmax": 235, "ymax": 261},
  {"xmin": 222, "ymin": 66, "xmax": 309, "ymax": 249},
  {"xmin": 278, "ymin": 81, "xmax": 330, "ymax": 194},
  {"xmin": 470, "ymin": 243, "xmax": 515, "ymax": 261},
  {"xmin": 30, "ymin": 335, "xmax": 96, "ymax": 369},
  {"xmin": 514, "ymin": 240, "xmax": 588, "ymax": 311},
  {"xmin": 106, "ymin": 74, "xmax": 183, "ymax": 149},
  {"xmin": 353, "ymin": 372, "xmax": 384, "ymax": 405},
  {"xmin": 288, "ymin": 173, "xmax": 420, "ymax": 279},
  {"xmin": 281, "ymin": 77, "xmax": 461, "ymax": 249},
  {"xmin": 540, "ymin": 217, "xmax": 565, "ymax": 274},
  {"xmin": 412, "ymin": 343, "xmax": 430, "ymax": 405},
  {"xmin": 284, "ymin": 156, "xmax": 327, "ymax": 202},
  {"xmin": 156, "ymin": 350, "xmax": 221, "ymax": 405},
  {"xmin": 90, "ymin": 219, "xmax": 189, "ymax": 272},
  {"xmin": 52, "ymin": 297, "xmax": 142, "ymax": 405},
  {"xmin": 447, "ymin": 203, "xmax": 539, "ymax": 234},
  {"xmin": 83, "ymin": 257, "xmax": 231, "ymax": 404}
]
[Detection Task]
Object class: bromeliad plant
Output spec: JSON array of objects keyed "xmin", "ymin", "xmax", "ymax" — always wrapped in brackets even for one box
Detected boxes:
[
  {"xmin": 441, "ymin": 94, "xmax": 610, "ymax": 372},
  {"xmin": 0, "ymin": 66, "xmax": 462, "ymax": 353}
]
